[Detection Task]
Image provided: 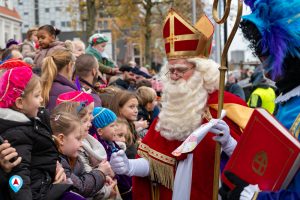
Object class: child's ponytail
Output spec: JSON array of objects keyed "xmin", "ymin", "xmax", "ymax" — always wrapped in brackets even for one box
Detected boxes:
[
  {"xmin": 41, "ymin": 56, "xmax": 58, "ymax": 105},
  {"xmin": 41, "ymin": 49, "xmax": 75, "ymax": 105}
]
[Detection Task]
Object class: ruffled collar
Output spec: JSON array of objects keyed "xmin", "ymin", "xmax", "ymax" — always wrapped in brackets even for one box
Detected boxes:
[{"xmin": 275, "ymin": 85, "xmax": 300, "ymax": 104}]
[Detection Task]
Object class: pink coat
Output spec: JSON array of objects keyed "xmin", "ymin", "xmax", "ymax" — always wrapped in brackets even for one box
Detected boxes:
[{"xmin": 33, "ymin": 41, "xmax": 66, "ymax": 68}]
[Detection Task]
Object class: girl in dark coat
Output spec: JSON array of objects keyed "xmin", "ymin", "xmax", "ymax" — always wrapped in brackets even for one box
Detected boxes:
[{"xmin": 0, "ymin": 67, "xmax": 82, "ymax": 200}]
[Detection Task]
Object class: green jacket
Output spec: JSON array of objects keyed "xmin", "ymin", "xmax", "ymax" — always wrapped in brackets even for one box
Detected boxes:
[{"xmin": 85, "ymin": 45, "xmax": 115, "ymax": 74}]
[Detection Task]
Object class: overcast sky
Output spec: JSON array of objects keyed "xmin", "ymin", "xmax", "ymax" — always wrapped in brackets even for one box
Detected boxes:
[{"xmin": 202, "ymin": 1, "xmax": 258, "ymax": 62}]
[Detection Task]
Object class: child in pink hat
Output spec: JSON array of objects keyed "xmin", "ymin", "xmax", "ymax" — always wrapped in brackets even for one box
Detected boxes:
[
  {"xmin": 0, "ymin": 67, "xmax": 84, "ymax": 200},
  {"xmin": 54, "ymin": 91, "xmax": 118, "ymax": 199}
]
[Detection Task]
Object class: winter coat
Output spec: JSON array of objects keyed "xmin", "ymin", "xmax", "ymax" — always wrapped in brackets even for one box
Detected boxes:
[
  {"xmin": 110, "ymin": 78, "xmax": 136, "ymax": 91},
  {"xmin": 59, "ymin": 154, "xmax": 106, "ymax": 198},
  {"xmin": 21, "ymin": 40, "xmax": 36, "ymax": 59},
  {"xmin": 96, "ymin": 136, "xmax": 132, "ymax": 200},
  {"xmin": 34, "ymin": 41, "xmax": 66, "ymax": 68},
  {"xmin": 85, "ymin": 45, "xmax": 114, "ymax": 74},
  {"xmin": 0, "ymin": 108, "xmax": 70, "ymax": 200},
  {"xmin": 47, "ymin": 74, "xmax": 78, "ymax": 111},
  {"xmin": 225, "ymin": 82, "xmax": 246, "ymax": 101}
]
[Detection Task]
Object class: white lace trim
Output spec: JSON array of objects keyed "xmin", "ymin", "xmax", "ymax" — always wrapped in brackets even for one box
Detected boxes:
[{"xmin": 275, "ymin": 85, "xmax": 300, "ymax": 103}]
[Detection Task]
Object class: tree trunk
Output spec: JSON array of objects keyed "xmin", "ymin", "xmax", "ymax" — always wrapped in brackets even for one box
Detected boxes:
[
  {"xmin": 144, "ymin": 0, "xmax": 153, "ymax": 67},
  {"xmin": 86, "ymin": 0, "xmax": 96, "ymax": 41}
]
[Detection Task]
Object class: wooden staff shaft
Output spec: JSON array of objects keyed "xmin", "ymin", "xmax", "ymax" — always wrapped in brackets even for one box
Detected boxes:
[{"xmin": 212, "ymin": 1, "xmax": 243, "ymax": 200}]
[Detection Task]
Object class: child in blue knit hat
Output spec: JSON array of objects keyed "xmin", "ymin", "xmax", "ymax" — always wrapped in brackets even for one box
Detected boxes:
[{"xmin": 93, "ymin": 107, "xmax": 133, "ymax": 200}]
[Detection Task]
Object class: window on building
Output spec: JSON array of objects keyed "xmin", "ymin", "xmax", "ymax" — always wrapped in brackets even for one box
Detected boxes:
[
  {"xmin": 24, "ymin": 24, "xmax": 29, "ymax": 28},
  {"xmin": 55, "ymin": 7, "xmax": 61, "ymax": 11},
  {"xmin": 18, "ymin": 0, "xmax": 23, "ymax": 5},
  {"xmin": 45, "ymin": 8, "xmax": 50, "ymax": 12},
  {"xmin": 66, "ymin": 21, "xmax": 71, "ymax": 27},
  {"xmin": 5, "ymin": 32, "xmax": 9, "ymax": 43},
  {"xmin": 61, "ymin": 22, "xmax": 65, "ymax": 27},
  {"xmin": 51, "ymin": 20, "xmax": 55, "ymax": 26},
  {"xmin": 24, "ymin": 12, "xmax": 28, "ymax": 15},
  {"xmin": 103, "ymin": 20, "xmax": 108, "ymax": 29},
  {"xmin": 97, "ymin": 21, "xmax": 103, "ymax": 29}
]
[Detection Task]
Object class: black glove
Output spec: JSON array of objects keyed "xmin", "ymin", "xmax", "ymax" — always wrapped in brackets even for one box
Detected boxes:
[{"xmin": 219, "ymin": 171, "xmax": 249, "ymax": 200}]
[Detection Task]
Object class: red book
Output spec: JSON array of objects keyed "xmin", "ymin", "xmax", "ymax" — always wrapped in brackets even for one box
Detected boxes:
[{"xmin": 222, "ymin": 108, "xmax": 300, "ymax": 191}]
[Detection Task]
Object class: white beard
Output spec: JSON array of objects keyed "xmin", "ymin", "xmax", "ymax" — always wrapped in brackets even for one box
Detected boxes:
[{"xmin": 156, "ymin": 58, "xmax": 220, "ymax": 141}]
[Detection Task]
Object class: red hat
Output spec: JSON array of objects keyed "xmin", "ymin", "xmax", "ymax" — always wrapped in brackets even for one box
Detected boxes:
[
  {"xmin": 56, "ymin": 91, "xmax": 94, "ymax": 105},
  {"xmin": 163, "ymin": 8, "xmax": 214, "ymax": 60},
  {"xmin": 0, "ymin": 58, "xmax": 31, "ymax": 70},
  {"xmin": 0, "ymin": 67, "xmax": 33, "ymax": 108}
]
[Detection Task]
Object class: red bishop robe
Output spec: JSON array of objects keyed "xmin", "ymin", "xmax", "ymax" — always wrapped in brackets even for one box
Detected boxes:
[{"xmin": 132, "ymin": 91, "xmax": 252, "ymax": 200}]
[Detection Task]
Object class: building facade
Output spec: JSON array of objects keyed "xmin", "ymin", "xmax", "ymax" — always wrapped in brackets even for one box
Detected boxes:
[
  {"xmin": 13, "ymin": 0, "xmax": 82, "ymax": 40},
  {"xmin": 0, "ymin": 0, "xmax": 22, "ymax": 48}
]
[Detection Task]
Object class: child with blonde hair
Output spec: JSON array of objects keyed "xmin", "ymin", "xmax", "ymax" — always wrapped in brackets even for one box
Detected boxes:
[
  {"xmin": 114, "ymin": 118, "xmax": 133, "ymax": 151},
  {"xmin": 136, "ymin": 86, "xmax": 158, "ymax": 138},
  {"xmin": 41, "ymin": 49, "xmax": 77, "ymax": 110},
  {"xmin": 51, "ymin": 102, "xmax": 116, "ymax": 200}
]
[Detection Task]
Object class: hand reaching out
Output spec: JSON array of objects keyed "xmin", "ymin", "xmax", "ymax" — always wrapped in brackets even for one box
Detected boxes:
[
  {"xmin": 106, "ymin": 176, "xmax": 117, "ymax": 199},
  {"xmin": 98, "ymin": 160, "xmax": 115, "ymax": 177}
]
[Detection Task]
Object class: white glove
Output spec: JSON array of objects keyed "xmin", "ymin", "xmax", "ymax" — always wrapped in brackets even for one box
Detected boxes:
[
  {"xmin": 240, "ymin": 184, "xmax": 260, "ymax": 200},
  {"xmin": 110, "ymin": 150, "xmax": 150, "ymax": 177},
  {"xmin": 210, "ymin": 120, "xmax": 237, "ymax": 156},
  {"xmin": 110, "ymin": 150, "xmax": 130, "ymax": 175}
]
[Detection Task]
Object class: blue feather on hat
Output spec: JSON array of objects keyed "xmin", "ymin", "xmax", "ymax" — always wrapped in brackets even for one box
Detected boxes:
[{"xmin": 243, "ymin": 0, "xmax": 300, "ymax": 80}]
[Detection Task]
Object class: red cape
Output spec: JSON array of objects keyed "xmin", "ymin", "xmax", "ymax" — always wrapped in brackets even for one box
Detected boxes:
[{"xmin": 132, "ymin": 91, "xmax": 248, "ymax": 200}]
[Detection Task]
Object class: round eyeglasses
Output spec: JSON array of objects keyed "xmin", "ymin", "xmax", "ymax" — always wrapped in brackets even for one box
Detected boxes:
[{"xmin": 165, "ymin": 64, "xmax": 195, "ymax": 78}]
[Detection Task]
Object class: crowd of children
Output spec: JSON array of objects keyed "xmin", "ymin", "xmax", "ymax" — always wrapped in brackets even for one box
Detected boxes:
[{"xmin": 0, "ymin": 23, "xmax": 161, "ymax": 200}]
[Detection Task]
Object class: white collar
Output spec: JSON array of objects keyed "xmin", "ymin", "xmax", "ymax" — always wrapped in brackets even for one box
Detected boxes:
[{"xmin": 275, "ymin": 85, "xmax": 300, "ymax": 104}]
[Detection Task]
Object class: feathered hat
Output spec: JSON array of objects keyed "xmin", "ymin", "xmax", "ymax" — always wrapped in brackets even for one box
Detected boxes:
[{"xmin": 243, "ymin": 0, "xmax": 300, "ymax": 80}]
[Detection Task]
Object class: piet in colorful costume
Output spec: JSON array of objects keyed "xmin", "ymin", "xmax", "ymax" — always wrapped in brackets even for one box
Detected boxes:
[
  {"xmin": 131, "ymin": 8, "xmax": 252, "ymax": 200},
  {"xmin": 220, "ymin": 0, "xmax": 300, "ymax": 199}
]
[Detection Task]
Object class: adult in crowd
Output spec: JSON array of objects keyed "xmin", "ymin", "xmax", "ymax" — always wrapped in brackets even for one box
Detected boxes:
[
  {"xmin": 248, "ymin": 67, "xmax": 276, "ymax": 114},
  {"xmin": 110, "ymin": 65, "xmax": 137, "ymax": 91},
  {"xmin": 5, "ymin": 39, "xmax": 19, "ymax": 50},
  {"xmin": 219, "ymin": 0, "xmax": 300, "ymax": 199},
  {"xmin": 109, "ymin": 9, "xmax": 250, "ymax": 200},
  {"xmin": 225, "ymin": 71, "xmax": 246, "ymax": 100},
  {"xmin": 74, "ymin": 54, "xmax": 102, "ymax": 106},
  {"xmin": 85, "ymin": 33, "xmax": 119, "ymax": 75}
]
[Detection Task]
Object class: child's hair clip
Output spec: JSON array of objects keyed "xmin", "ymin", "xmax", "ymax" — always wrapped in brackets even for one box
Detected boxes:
[
  {"xmin": 76, "ymin": 101, "xmax": 87, "ymax": 113},
  {"xmin": 54, "ymin": 114, "xmax": 61, "ymax": 121}
]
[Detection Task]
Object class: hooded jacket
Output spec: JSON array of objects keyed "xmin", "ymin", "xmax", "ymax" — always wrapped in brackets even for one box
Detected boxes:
[{"xmin": 0, "ymin": 108, "xmax": 69, "ymax": 200}]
